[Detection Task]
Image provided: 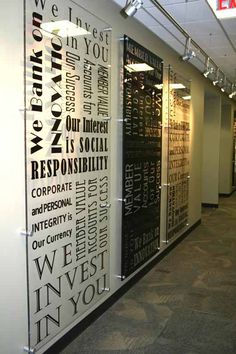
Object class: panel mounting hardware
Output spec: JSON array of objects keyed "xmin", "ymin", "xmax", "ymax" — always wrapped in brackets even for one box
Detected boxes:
[
  {"xmin": 20, "ymin": 230, "xmax": 33, "ymax": 237},
  {"xmin": 24, "ymin": 347, "xmax": 35, "ymax": 354}
]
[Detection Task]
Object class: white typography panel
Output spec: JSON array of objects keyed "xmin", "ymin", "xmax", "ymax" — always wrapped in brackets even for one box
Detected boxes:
[{"xmin": 25, "ymin": 0, "xmax": 111, "ymax": 350}]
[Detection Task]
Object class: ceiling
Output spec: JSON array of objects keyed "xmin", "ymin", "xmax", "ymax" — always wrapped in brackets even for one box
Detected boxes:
[{"xmin": 112, "ymin": 0, "xmax": 236, "ymax": 91}]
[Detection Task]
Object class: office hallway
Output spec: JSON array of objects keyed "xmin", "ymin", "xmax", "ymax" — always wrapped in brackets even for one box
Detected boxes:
[{"xmin": 58, "ymin": 194, "xmax": 236, "ymax": 354}]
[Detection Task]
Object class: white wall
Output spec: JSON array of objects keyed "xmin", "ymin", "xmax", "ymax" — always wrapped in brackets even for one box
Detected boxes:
[
  {"xmin": 202, "ymin": 95, "xmax": 221, "ymax": 205},
  {"xmin": 188, "ymin": 78, "xmax": 204, "ymax": 223},
  {"xmin": 0, "ymin": 1, "xmax": 28, "ymax": 353},
  {"xmin": 219, "ymin": 104, "xmax": 234, "ymax": 194}
]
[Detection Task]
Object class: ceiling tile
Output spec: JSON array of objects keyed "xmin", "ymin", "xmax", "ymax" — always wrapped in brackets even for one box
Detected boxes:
[
  {"xmin": 192, "ymin": 33, "xmax": 234, "ymax": 51},
  {"xmin": 159, "ymin": 0, "xmax": 214, "ymax": 23},
  {"xmin": 159, "ymin": 0, "xmax": 197, "ymax": 5},
  {"xmin": 220, "ymin": 18, "xmax": 236, "ymax": 35},
  {"xmin": 181, "ymin": 20, "xmax": 223, "ymax": 36},
  {"xmin": 144, "ymin": 6, "xmax": 176, "ymax": 25},
  {"xmin": 149, "ymin": 25, "xmax": 183, "ymax": 43},
  {"xmin": 208, "ymin": 46, "xmax": 235, "ymax": 57}
]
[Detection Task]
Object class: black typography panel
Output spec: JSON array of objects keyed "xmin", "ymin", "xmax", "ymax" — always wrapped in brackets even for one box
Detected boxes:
[{"xmin": 122, "ymin": 36, "xmax": 163, "ymax": 277}]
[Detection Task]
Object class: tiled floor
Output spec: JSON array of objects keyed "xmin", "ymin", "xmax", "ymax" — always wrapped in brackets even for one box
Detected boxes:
[{"xmin": 57, "ymin": 194, "xmax": 236, "ymax": 354}]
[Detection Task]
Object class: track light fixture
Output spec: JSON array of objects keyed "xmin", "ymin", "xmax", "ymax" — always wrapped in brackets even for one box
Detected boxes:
[
  {"xmin": 203, "ymin": 57, "xmax": 214, "ymax": 78},
  {"xmin": 203, "ymin": 68, "xmax": 214, "ymax": 78},
  {"xmin": 182, "ymin": 37, "xmax": 196, "ymax": 61},
  {"xmin": 229, "ymin": 91, "xmax": 236, "ymax": 98},
  {"xmin": 182, "ymin": 49, "xmax": 196, "ymax": 61},
  {"xmin": 220, "ymin": 75, "xmax": 226, "ymax": 92},
  {"xmin": 135, "ymin": 0, "xmax": 235, "ymax": 99},
  {"xmin": 229, "ymin": 84, "xmax": 236, "ymax": 98},
  {"xmin": 217, "ymin": 78, "xmax": 223, "ymax": 88},
  {"xmin": 212, "ymin": 68, "xmax": 219, "ymax": 85},
  {"xmin": 203, "ymin": 57, "xmax": 210, "ymax": 77},
  {"xmin": 121, "ymin": 0, "xmax": 143, "ymax": 17},
  {"xmin": 203, "ymin": 71, "xmax": 209, "ymax": 78}
]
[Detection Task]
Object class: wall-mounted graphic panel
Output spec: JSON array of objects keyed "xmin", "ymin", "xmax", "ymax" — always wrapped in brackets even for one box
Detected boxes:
[
  {"xmin": 122, "ymin": 36, "xmax": 163, "ymax": 277},
  {"xmin": 25, "ymin": 0, "xmax": 111, "ymax": 351},
  {"xmin": 167, "ymin": 69, "xmax": 190, "ymax": 240}
]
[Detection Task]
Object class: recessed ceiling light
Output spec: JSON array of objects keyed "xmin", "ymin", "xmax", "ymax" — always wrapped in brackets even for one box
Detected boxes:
[
  {"xmin": 182, "ymin": 95, "xmax": 191, "ymax": 100},
  {"xmin": 154, "ymin": 84, "xmax": 163, "ymax": 90},
  {"xmin": 170, "ymin": 83, "xmax": 186, "ymax": 89},
  {"xmin": 41, "ymin": 20, "xmax": 91, "ymax": 37},
  {"xmin": 154, "ymin": 83, "xmax": 186, "ymax": 90},
  {"xmin": 125, "ymin": 63, "xmax": 154, "ymax": 72}
]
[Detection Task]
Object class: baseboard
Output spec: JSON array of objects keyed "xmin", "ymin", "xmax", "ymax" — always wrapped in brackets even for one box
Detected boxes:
[
  {"xmin": 202, "ymin": 203, "xmax": 218, "ymax": 208},
  {"xmin": 219, "ymin": 189, "xmax": 236, "ymax": 198},
  {"xmin": 45, "ymin": 219, "xmax": 201, "ymax": 354}
]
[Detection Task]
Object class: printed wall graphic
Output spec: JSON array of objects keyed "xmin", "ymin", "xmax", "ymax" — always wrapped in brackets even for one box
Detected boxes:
[
  {"xmin": 122, "ymin": 36, "xmax": 163, "ymax": 277},
  {"xmin": 25, "ymin": 0, "xmax": 111, "ymax": 350},
  {"xmin": 167, "ymin": 69, "xmax": 190, "ymax": 240}
]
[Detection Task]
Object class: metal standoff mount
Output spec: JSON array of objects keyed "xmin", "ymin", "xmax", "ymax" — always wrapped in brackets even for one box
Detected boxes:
[
  {"xmin": 20, "ymin": 230, "xmax": 33, "ymax": 237},
  {"xmin": 103, "ymin": 27, "xmax": 112, "ymax": 32},
  {"xmin": 24, "ymin": 347, "xmax": 35, "ymax": 354},
  {"xmin": 117, "ymin": 118, "xmax": 127, "ymax": 122},
  {"xmin": 117, "ymin": 198, "xmax": 126, "ymax": 202},
  {"xmin": 116, "ymin": 275, "xmax": 126, "ymax": 280}
]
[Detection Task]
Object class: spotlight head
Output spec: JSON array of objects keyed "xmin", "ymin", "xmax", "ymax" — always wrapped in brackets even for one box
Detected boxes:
[
  {"xmin": 121, "ymin": 0, "xmax": 143, "ymax": 17},
  {"xmin": 229, "ymin": 91, "xmax": 236, "ymax": 99},
  {"xmin": 213, "ymin": 80, "xmax": 218, "ymax": 86},
  {"xmin": 182, "ymin": 49, "xmax": 196, "ymax": 61},
  {"xmin": 203, "ymin": 67, "xmax": 213, "ymax": 78}
]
